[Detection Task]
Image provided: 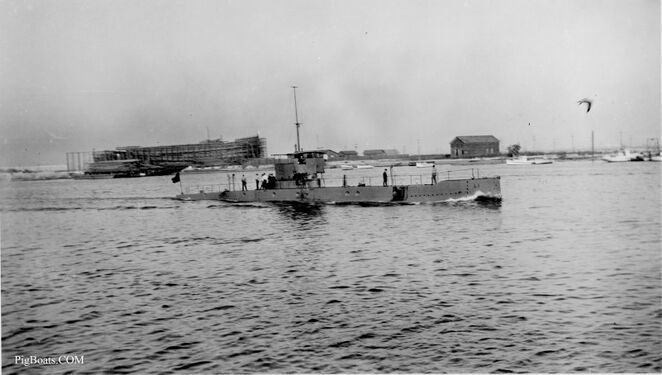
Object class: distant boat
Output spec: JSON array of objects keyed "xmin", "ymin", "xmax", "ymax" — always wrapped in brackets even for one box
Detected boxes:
[
  {"xmin": 506, "ymin": 156, "xmax": 553, "ymax": 165},
  {"xmin": 602, "ymin": 149, "xmax": 644, "ymax": 162},
  {"xmin": 414, "ymin": 140, "xmax": 435, "ymax": 168},
  {"xmin": 356, "ymin": 164, "xmax": 374, "ymax": 169},
  {"xmin": 340, "ymin": 164, "xmax": 354, "ymax": 170}
]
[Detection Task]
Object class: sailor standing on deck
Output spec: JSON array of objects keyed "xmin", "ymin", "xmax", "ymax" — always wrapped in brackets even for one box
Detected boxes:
[
  {"xmin": 383, "ymin": 169, "xmax": 388, "ymax": 187},
  {"xmin": 241, "ymin": 174, "xmax": 247, "ymax": 191},
  {"xmin": 431, "ymin": 164, "xmax": 437, "ymax": 184},
  {"xmin": 261, "ymin": 173, "xmax": 268, "ymax": 189}
]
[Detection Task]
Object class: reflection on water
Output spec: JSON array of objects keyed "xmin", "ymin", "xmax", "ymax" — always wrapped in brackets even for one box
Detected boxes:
[
  {"xmin": 1, "ymin": 161, "xmax": 660, "ymax": 373},
  {"xmin": 274, "ymin": 201, "xmax": 326, "ymax": 219},
  {"xmin": 273, "ymin": 202, "xmax": 328, "ymax": 234}
]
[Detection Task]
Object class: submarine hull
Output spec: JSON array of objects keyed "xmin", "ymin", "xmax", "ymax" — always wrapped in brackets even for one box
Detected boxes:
[{"xmin": 176, "ymin": 177, "xmax": 501, "ymax": 204}]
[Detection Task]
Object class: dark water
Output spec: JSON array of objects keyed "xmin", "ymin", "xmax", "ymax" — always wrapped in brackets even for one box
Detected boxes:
[{"xmin": 1, "ymin": 161, "xmax": 660, "ymax": 373}]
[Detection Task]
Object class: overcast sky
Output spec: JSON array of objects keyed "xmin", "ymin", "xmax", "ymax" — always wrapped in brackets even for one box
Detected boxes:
[{"xmin": 1, "ymin": 0, "xmax": 659, "ymax": 166}]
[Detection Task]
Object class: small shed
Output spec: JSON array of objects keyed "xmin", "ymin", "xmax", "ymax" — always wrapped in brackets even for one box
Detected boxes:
[
  {"xmin": 363, "ymin": 149, "xmax": 400, "ymax": 157},
  {"xmin": 450, "ymin": 135, "xmax": 500, "ymax": 158},
  {"xmin": 338, "ymin": 150, "xmax": 358, "ymax": 157},
  {"xmin": 316, "ymin": 149, "xmax": 340, "ymax": 158}
]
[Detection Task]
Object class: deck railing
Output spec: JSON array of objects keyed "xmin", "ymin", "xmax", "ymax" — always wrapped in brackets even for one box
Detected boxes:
[{"xmin": 183, "ymin": 168, "xmax": 482, "ymax": 194}]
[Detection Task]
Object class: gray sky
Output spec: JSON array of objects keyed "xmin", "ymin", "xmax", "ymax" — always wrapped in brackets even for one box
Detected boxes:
[{"xmin": 1, "ymin": 0, "xmax": 659, "ymax": 166}]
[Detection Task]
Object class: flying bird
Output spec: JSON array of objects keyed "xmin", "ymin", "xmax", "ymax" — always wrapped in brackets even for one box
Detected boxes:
[
  {"xmin": 577, "ymin": 98, "xmax": 592, "ymax": 113},
  {"xmin": 44, "ymin": 130, "xmax": 67, "ymax": 140}
]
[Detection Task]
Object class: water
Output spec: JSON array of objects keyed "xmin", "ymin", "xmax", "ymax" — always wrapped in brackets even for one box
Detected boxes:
[{"xmin": 1, "ymin": 161, "xmax": 660, "ymax": 373}]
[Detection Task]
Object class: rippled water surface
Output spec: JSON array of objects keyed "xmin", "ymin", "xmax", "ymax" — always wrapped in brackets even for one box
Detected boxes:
[{"xmin": 1, "ymin": 161, "xmax": 660, "ymax": 373}]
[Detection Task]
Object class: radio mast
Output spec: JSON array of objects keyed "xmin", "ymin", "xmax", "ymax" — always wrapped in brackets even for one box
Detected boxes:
[{"xmin": 292, "ymin": 86, "xmax": 302, "ymax": 152}]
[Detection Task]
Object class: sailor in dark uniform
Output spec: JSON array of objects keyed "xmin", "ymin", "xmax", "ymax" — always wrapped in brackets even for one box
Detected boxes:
[{"xmin": 383, "ymin": 169, "xmax": 388, "ymax": 187}]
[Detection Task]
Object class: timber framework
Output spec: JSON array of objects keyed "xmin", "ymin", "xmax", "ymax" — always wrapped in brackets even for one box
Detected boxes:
[{"xmin": 67, "ymin": 135, "xmax": 267, "ymax": 173}]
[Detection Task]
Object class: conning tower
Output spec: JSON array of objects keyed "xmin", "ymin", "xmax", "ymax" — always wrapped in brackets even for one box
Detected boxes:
[{"xmin": 274, "ymin": 151, "xmax": 327, "ymax": 189}]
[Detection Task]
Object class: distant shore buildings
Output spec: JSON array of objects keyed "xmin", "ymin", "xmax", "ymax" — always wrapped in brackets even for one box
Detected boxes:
[
  {"xmin": 338, "ymin": 150, "xmax": 358, "ymax": 158},
  {"xmin": 64, "ymin": 134, "xmax": 508, "ymax": 178},
  {"xmin": 67, "ymin": 135, "xmax": 267, "ymax": 177},
  {"xmin": 363, "ymin": 149, "xmax": 400, "ymax": 158},
  {"xmin": 450, "ymin": 135, "xmax": 500, "ymax": 159}
]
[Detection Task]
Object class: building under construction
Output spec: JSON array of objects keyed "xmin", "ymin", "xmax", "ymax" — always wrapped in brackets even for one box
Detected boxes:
[{"xmin": 67, "ymin": 135, "xmax": 267, "ymax": 177}]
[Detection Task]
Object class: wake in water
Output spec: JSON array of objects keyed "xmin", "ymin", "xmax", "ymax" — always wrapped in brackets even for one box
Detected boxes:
[
  {"xmin": 1, "ymin": 196, "xmax": 180, "ymax": 212},
  {"xmin": 175, "ymin": 194, "xmax": 502, "ymax": 209},
  {"xmin": 2, "ymin": 205, "xmax": 180, "ymax": 212}
]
